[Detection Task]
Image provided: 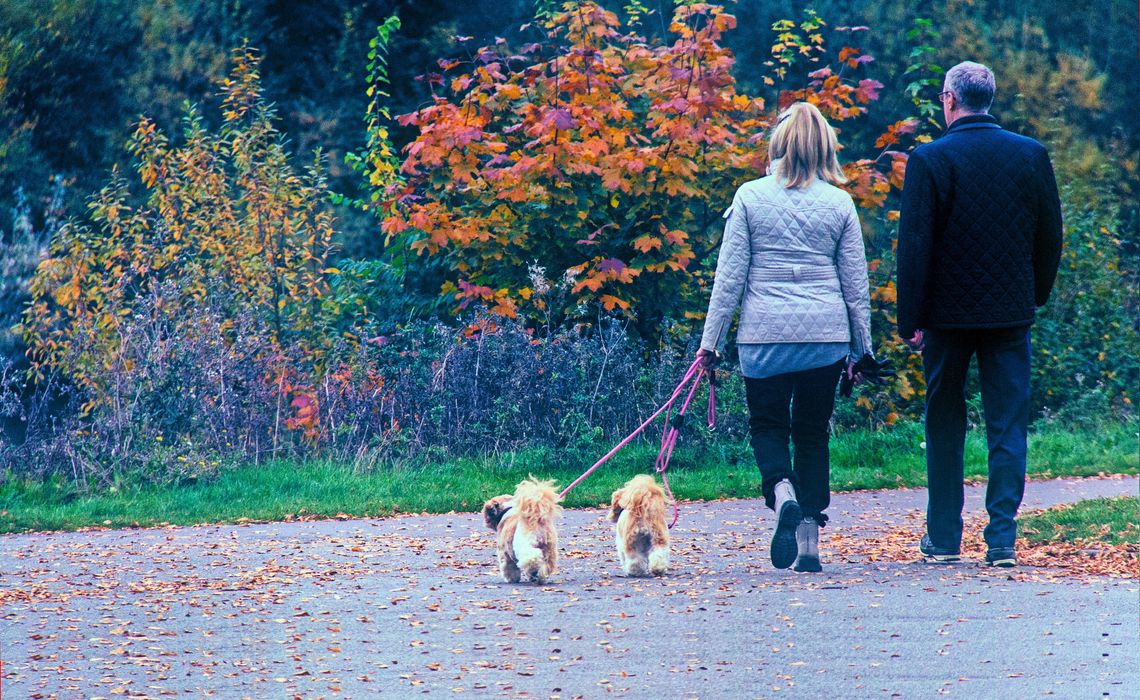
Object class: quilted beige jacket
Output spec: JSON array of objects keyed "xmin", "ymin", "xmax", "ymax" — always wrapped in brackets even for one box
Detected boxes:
[{"xmin": 699, "ymin": 175, "xmax": 872, "ymax": 357}]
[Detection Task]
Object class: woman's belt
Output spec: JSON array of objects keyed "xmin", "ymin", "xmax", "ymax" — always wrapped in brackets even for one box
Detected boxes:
[{"xmin": 749, "ymin": 265, "xmax": 837, "ymax": 282}]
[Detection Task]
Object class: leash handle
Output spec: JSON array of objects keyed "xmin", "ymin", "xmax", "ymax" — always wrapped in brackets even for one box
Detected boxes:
[
  {"xmin": 655, "ymin": 364, "xmax": 716, "ymax": 528},
  {"xmin": 707, "ymin": 375, "xmax": 716, "ymax": 430}
]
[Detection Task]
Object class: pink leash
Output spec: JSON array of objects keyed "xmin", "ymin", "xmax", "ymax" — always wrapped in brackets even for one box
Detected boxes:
[{"xmin": 558, "ymin": 357, "xmax": 717, "ymax": 528}]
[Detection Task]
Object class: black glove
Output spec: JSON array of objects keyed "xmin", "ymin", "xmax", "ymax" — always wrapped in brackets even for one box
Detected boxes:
[
  {"xmin": 839, "ymin": 353, "xmax": 894, "ymax": 398},
  {"xmin": 695, "ymin": 348, "xmax": 721, "ymax": 370}
]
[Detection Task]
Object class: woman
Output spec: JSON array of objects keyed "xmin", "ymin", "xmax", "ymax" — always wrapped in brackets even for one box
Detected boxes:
[{"xmin": 697, "ymin": 102, "xmax": 872, "ymax": 572}]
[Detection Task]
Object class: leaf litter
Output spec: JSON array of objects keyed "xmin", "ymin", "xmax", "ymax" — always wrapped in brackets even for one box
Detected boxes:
[{"xmin": 2, "ymin": 477, "xmax": 1135, "ymax": 697}]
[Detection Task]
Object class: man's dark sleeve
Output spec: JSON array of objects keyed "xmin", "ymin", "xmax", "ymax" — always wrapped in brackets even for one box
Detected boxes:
[
  {"xmin": 896, "ymin": 150, "xmax": 937, "ymax": 339},
  {"xmin": 1032, "ymin": 147, "xmax": 1063, "ymax": 306}
]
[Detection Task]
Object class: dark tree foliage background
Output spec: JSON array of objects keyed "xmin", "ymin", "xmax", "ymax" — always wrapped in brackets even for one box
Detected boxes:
[
  {"xmin": 1, "ymin": 0, "xmax": 544, "ymax": 238},
  {"xmin": 0, "ymin": 0, "xmax": 1136, "ymax": 482},
  {"xmin": 3, "ymin": 0, "xmax": 1137, "ymax": 237}
]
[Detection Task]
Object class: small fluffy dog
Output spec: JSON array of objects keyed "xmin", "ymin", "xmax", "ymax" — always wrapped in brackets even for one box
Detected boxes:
[
  {"xmin": 609, "ymin": 474, "xmax": 670, "ymax": 576},
  {"xmin": 482, "ymin": 477, "xmax": 561, "ymax": 584}
]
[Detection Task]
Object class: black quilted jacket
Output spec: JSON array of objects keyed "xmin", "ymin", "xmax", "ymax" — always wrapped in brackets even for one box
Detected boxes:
[{"xmin": 896, "ymin": 114, "xmax": 1063, "ymax": 339}]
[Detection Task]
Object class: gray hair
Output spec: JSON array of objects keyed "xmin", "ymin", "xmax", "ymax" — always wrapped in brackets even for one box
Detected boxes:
[{"xmin": 944, "ymin": 61, "xmax": 995, "ymax": 113}]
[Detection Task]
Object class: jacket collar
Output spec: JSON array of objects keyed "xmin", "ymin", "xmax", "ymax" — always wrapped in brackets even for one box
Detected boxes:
[{"xmin": 943, "ymin": 113, "xmax": 1001, "ymax": 135}]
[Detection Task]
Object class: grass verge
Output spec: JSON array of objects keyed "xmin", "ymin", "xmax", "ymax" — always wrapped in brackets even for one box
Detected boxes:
[
  {"xmin": 1019, "ymin": 496, "xmax": 1139, "ymax": 546},
  {"xmin": 2, "ymin": 420, "xmax": 1136, "ymax": 533}
]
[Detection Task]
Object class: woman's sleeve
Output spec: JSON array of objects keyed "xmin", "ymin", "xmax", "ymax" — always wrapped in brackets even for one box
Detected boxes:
[
  {"xmin": 836, "ymin": 198, "xmax": 871, "ymax": 359},
  {"xmin": 699, "ymin": 193, "xmax": 751, "ymax": 353}
]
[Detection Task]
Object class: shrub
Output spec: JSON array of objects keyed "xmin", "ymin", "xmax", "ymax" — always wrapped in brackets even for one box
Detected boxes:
[
  {"xmin": 379, "ymin": 3, "xmax": 905, "ymax": 338},
  {"xmin": 23, "ymin": 47, "xmax": 349, "ymax": 411},
  {"xmin": 10, "ymin": 47, "xmax": 363, "ymax": 485},
  {"xmin": 4, "ymin": 301, "xmax": 742, "ymax": 485},
  {"xmin": 1032, "ymin": 198, "xmax": 1138, "ymax": 422}
]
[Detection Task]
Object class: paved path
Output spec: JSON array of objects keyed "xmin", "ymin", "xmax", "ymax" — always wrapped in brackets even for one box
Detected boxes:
[{"xmin": 3, "ymin": 476, "xmax": 1137, "ymax": 699}]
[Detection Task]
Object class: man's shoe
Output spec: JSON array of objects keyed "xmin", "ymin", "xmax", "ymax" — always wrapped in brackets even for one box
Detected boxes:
[
  {"xmin": 919, "ymin": 534, "xmax": 961, "ymax": 563},
  {"xmin": 771, "ymin": 479, "xmax": 802, "ymax": 570},
  {"xmin": 985, "ymin": 547, "xmax": 1017, "ymax": 568}
]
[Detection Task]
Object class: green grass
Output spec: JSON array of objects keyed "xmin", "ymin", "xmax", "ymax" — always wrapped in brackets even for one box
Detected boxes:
[
  {"xmin": 830, "ymin": 418, "xmax": 1139, "ymax": 490},
  {"xmin": 1, "ymin": 420, "xmax": 1136, "ymax": 533},
  {"xmin": 1019, "ymin": 497, "xmax": 1139, "ymax": 546}
]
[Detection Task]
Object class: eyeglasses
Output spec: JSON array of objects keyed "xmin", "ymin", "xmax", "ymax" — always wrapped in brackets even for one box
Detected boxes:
[{"xmin": 937, "ymin": 90, "xmax": 953, "ymax": 103}]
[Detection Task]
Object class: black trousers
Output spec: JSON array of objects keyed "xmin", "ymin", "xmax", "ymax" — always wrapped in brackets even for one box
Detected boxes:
[{"xmin": 744, "ymin": 360, "xmax": 844, "ymax": 524}]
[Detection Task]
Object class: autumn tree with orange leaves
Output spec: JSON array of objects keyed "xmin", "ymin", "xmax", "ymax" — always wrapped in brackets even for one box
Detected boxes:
[{"xmin": 378, "ymin": 3, "xmax": 915, "ymax": 346}]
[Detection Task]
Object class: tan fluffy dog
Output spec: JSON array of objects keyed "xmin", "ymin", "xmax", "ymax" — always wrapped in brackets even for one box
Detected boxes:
[
  {"xmin": 482, "ymin": 477, "xmax": 561, "ymax": 584},
  {"xmin": 609, "ymin": 474, "xmax": 670, "ymax": 576}
]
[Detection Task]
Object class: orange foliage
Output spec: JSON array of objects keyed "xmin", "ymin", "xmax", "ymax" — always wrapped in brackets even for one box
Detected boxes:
[
  {"xmin": 376, "ymin": 4, "xmax": 930, "ymax": 422},
  {"xmin": 24, "ymin": 48, "xmax": 349, "ymax": 424},
  {"xmin": 384, "ymin": 3, "xmax": 770, "ymax": 328},
  {"xmin": 382, "ymin": 3, "xmax": 912, "ymax": 341}
]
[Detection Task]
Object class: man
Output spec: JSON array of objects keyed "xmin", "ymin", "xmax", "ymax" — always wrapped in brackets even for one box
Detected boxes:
[{"xmin": 897, "ymin": 61, "xmax": 1063, "ymax": 567}]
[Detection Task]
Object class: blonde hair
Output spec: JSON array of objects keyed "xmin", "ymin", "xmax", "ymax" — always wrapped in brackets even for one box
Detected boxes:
[{"xmin": 768, "ymin": 102, "xmax": 846, "ymax": 189}]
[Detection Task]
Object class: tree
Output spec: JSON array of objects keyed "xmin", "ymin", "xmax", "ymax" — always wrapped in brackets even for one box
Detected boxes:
[{"xmin": 379, "ymin": 3, "xmax": 906, "ymax": 341}]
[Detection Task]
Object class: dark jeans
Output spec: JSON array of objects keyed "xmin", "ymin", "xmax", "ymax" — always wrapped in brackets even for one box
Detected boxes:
[
  {"xmin": 923, "ymin": 326, "xmax": 1031, "ymax": 550},
  {"xmin": 744, "ymin": 360, "xmax": 844, "ymax": 524}
]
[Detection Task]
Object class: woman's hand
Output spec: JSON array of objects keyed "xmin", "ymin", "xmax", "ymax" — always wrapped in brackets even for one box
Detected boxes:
[
  {"xmin": 696, "ymin": 348, "xmax": 720, "ymax": 370},
  {"xmin": 840, "ymin": 354, "xmax": 894, "ymax": 397}
]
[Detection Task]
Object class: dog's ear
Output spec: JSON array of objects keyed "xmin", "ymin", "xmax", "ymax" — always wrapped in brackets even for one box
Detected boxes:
[
  {"xmin": 482, "ymin": 496, "xmax": 509, "ymax": 531},
  {"xmin": 609, "ymin": 489, "xmax": 624, "ymax": 522}
]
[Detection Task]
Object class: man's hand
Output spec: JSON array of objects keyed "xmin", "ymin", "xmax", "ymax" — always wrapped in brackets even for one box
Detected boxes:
[{"xmin": 906, "ymin": 329, "xmax": 925, "ymax": 351}]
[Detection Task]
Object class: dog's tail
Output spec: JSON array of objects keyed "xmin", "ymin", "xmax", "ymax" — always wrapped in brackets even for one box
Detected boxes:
[
  {"xmin": 513, "ymin": 477, "xmax": 561, "ymax": 582},
  {"xmin": 513, "ymin": 477, "xmax": 561, "ymax": 529},
  {"xmin": 622, "ymin": 474, "xmax": 668, "ymax": 532}
]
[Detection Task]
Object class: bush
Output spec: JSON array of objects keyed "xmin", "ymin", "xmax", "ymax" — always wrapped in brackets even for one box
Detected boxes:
[
  {"xmin": 22, "ymin": 47, "xmax": 349, "ymax": 413},
  {"xmin": 380, "ymin": 3, "xmax": 905, "ymax": 339},
  {"xmin": 3, "ymin": 304, "xmax": 744, "ymax": 485},
  {"xmin": 305, "ymin": 313, "xmax": 737, "ymax": 461},
  {"xmin": 1031, "ymin": 183, "xmax": 1138, "ymax": 422}
]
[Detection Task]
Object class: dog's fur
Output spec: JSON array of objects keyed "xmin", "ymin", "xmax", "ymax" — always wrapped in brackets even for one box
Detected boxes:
[
  {"xmin": 482, "ymin": 477, "xmax": 561, "ymax": 583},
  {"xmin": 609, "ymin": 474, "xmax": 670, "ymax": 576}
]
